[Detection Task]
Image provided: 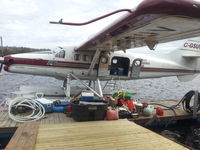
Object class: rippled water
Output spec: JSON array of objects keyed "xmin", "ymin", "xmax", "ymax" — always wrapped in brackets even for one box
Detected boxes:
[
  {"xmin": 0, "ymin": 71, "xmax": 62, "ymax": 100},
  {"xmin": 1, "ymin": 70, "xmax": 200, "ymax": 101}
]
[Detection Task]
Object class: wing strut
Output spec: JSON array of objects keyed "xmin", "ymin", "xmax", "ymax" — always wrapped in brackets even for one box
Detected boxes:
[{"xmin": 88, "ymin": 49, "xmax": 101, "ymax": 76}]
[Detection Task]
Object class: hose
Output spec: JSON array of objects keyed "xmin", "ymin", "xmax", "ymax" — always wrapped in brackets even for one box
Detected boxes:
[
  {"xmin": 181, "ymin": 90, "xmax": 200, "ymax": 113},
  {"xmin": 8, "ymin": 97, "xmax": 45, "ymax": 122},
  {"xmin": 149, "ymin": 90, "xmax": 200, "ymax": 119}
]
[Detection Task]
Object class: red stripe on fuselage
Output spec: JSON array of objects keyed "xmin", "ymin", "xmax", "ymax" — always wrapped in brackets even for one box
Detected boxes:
[
  {"xmin": 4, "ymin": 56, "xmax": 199, "ymax": 74},
  {"xmin": 141, "ymin": 67, "xmax": 198, "ymax": 73},
  {"xmin": 4, "ymin": 56, "xmax": 91, "ymax": 69}
]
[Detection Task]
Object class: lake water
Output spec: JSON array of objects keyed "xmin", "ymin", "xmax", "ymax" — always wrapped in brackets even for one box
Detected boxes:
[{"xmin": 1, "ymin": 70, "xmax": 200, "ymax": 101}]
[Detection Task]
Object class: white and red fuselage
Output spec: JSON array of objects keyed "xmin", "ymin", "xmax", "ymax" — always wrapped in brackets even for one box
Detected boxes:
[{"xmin": 2, "ymin": 40, "xmax": 200, "ymax": 82}]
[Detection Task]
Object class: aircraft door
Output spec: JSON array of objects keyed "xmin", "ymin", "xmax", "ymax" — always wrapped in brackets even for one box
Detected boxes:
[
  {"xmin": 98, "ymin": 56, "xmax": 110, "ymax": 77},
  {"xmin": 131, "ymin": 59, "xmax": 143, "ymax": 78},
  {"xmin": 110, "ymin": 57, "xmax": 130, "ymax": 76}
]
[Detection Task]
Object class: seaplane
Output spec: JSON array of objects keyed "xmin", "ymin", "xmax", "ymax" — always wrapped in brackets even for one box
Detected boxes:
[{"xmin": 1, "ymin": 0, "xmax": 200, "ymax": 97}]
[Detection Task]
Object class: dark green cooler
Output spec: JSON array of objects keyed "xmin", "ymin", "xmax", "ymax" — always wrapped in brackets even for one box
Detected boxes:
[{"xmin": 71, "ymin": 100, "xmax": 107, "ymax": 121}]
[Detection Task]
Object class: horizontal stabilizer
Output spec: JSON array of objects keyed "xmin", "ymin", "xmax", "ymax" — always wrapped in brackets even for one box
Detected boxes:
[
  {"xmin": 182, "ymin": 54, "xmax": 200, "ymax": 58},
  {"xmin": 177, "ymin": 74, "xmax": 198, "ymax": 82}
]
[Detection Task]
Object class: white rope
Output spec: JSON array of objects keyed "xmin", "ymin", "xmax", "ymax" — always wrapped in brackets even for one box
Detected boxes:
[{"xmin": 8, "ymin": 97, "xmax": 45, "ymax": 122}]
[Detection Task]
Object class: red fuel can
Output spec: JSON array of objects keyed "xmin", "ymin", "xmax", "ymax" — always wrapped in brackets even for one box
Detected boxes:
[{"xmin": 156, "ymin": 107, "xmax": 164, "ymax": 116}]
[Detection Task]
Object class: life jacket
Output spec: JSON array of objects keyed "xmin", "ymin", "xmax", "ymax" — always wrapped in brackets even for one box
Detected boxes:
[{"xmin": 119, "ymin": 99, "xmax": 134, "ymax": 111}]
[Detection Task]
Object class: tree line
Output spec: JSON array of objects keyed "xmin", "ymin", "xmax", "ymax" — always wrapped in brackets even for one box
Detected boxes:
[{"xmin": 0, "ymin": 46, "xmax": 50, "ymax": 56}]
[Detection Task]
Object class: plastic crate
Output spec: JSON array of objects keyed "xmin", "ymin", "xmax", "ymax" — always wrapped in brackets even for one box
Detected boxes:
[
  {"xmin": 36, "ymin": 98, "xmax": 53, "ymax": 113},
  {"xmin": 71, "ymin": 100, "xmax": 107, "ymax": 121},
  {"xmin": 79, "ymin": 96, "xmax": 94, "ymax": 100}
]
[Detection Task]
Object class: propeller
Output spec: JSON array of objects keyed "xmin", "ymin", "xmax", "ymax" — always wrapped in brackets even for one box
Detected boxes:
[
  {"xmin": 0, "ymin": 36, "xmax": 4, "ymax": 73},
  {"xmin": 0, "ymin": 57, "xmax": 4, "ymax": 72}
]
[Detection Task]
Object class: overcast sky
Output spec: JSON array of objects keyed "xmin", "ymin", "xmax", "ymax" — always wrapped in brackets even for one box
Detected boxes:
[
  {"xmin": 0, "ymin": 0, "xmax": 144, "ymax": 49},
  {"xmin": 0, "ymin": 0, "xmax": 200, "ymax": 53}
]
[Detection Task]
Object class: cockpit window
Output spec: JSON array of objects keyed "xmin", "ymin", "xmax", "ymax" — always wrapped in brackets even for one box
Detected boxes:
[{"xmin": 55, "ymin": 50, "xmax": 65, "ymax": 58}]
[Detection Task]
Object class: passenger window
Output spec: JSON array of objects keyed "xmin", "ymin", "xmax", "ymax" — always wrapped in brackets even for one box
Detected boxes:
[
  {"xmin": 91, "ymin": 55, "xmax": 94, "ymax": 61},
  {"xmin": 101, "ymin": 57, "xmax": 108, "ymax": 64},
  {"xmin": 74, "ymin": 54, "xmax": 81, "ymax": 61},
  {"xmin": 83, "ymin": 55, "xmax": 89, "ymax": 61},
  {"xmin": 112, "ymin": 59, "xmax": 118, "ymax": 64}
]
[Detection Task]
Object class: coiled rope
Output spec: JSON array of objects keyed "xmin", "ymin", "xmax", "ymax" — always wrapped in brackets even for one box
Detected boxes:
[{"xmin": 8, "ymin": 97, "xmax": 45, "ymax": 122}]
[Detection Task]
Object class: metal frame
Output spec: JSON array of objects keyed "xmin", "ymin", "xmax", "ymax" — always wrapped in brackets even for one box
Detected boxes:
[{"xmin": 63, "ymin": 73, "xmax": 103, "ymax": 98}]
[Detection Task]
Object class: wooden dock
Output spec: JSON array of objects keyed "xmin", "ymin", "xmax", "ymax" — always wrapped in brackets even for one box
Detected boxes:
[
  {"xmin": 5, "ymin": 120, "xmax": 188, "ymax": 150},
  {"xmin": 1, "ymin": 99, "xmax": 199, "ymax": 129},
  {"xmin": 1, "ymin": 99, "xmax": 199, "ymax": 149}
]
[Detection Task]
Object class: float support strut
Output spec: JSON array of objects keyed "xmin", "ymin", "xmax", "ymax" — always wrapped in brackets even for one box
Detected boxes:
[
  {"xmin": 70, "ymin": 73, "xmax": 103, "ymax": 98},
  {"xmin": 97, "ymin": 78, "xmax": 103, "ymax": 97},
  {"xmin": 64, "ymin": 74, "xmax": 71, "ymax": 98}
]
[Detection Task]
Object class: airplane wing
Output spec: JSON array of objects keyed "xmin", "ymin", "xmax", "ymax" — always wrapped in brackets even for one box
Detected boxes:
[{"xmin": 75, "ymin": 0, "xmax": 200, "ymax": 51}]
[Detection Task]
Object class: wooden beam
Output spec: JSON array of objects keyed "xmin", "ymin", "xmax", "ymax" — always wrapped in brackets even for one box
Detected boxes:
[
  {"xmin": 5, "ymin": 122, "xmax": 39, "ymax": 150},
  {"xmin": 0, "ymin": 127, "xmax": 16, "ymax": 134}
]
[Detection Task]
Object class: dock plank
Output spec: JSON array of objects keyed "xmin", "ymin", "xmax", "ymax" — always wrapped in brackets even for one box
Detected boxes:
[
  {"xmin": 5, "ymin": 122, "xmax": 39, "ymax": 150},
  {"xmin": 1, "ymin": 111, "xmax": 9, "ymax": 127},
  {"xmin": 35, "ymin": 120, "xmax": 188, "ymax": 150}
]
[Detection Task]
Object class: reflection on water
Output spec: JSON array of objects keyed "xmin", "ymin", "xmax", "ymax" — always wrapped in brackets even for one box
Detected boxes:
[
  {"xmin": 0, "ymin": 71, "xmax": 62, "ymax": 100},
  {"xmin": 1, "ymin": 71, "xmax": 200, "ymax": 101}
]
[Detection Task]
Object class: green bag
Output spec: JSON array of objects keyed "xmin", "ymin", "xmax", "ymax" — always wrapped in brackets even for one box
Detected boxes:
[{"xmin": 113, "ymin": 92, "xmax": 133, "ymax": 100}]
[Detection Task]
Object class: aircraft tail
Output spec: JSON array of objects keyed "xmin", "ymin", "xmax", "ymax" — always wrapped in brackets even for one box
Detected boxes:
[
  {"xmin": 168, "ymin": 38, "xmax": 200, "ymax": 82},
  {"xmin": 179, "ymin": 39, "xmax": 200, "ymax": 58}
]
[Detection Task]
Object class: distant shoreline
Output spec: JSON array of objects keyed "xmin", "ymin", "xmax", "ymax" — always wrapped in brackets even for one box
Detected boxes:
[{"xmin": 0, "ymin": 46, "xmax": 50, "ymax": 56}]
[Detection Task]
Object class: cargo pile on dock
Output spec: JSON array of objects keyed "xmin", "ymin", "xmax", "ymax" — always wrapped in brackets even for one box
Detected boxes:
[
  {"xmin": 2, "ymin": 90, "xmax": 200, "ymax": 126},
  {"xmin": 1, "ymin": 90, "xmax": 200, "ymax": 149}
]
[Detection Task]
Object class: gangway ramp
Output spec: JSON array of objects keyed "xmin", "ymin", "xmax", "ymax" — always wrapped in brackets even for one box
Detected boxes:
[{"xmin": 6, "ymin": 120, "xmax": 188, "ymax": 150}]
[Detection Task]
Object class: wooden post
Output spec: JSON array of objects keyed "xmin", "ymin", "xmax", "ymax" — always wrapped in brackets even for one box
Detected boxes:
[{"xmin": 5, "ymin": 122, "xmax": 39, "ymax": 150}]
